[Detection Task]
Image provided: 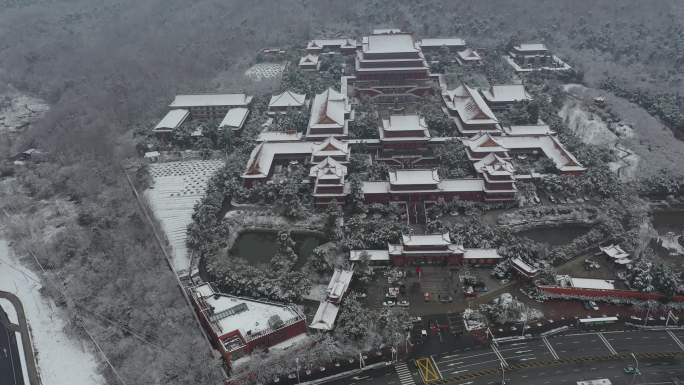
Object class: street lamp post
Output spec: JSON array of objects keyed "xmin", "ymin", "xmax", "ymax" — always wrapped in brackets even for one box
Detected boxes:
[
  {"xmin": 630, "ymin": 351, "xmax": 639, "ymax": 384},
  {"xmin": 295, "ymin": 357, "xmax": 300, "ymax": 385}
]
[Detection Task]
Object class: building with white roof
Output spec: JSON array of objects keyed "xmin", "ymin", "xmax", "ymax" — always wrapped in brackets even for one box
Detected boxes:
[
  {"xmin": 190, "ymin": 283, "xmax": 306, "ymax": 362},
  {"xmin": 464, "ymin": 132, "xmax": 586, "ymax": 175},
  {"xmin": 169, "ymin": 93, "xmax": 252, "ymax": 120},
  {"xmin": 506, "ymin": 43, "xmax": 572, "ymax": 72},
  {"xmin": 456, "ymin": 48, "xmax": 482, "ymax": 65},
  {"xmin": 268, "ymin": 90, "xmax": 308, "ymax": 115},
  {"xmin": 306, "ymin": 38, "xmax": 357, "ymax": 54},
  {"xmin": 350, "ymin": 233, "xmax": 503, "ymax": 266},
  {"xmin": 309, "ymin": 156, "xmax": 348, "ymax": 207},
  {"xmin": 241, "ymin": 141, "xmax": 319, "ymax": 185},
  {"xmin": 326, "ymin": 269, "xmax": 353, "ymax": 304},
  {"xmin": 418, "ymin": 38, "xmax": 466, "ymax": 50},
  {"xmin": 241, "ymin": 136, "xmax": 350, "ymax": 187},
  {"xmin": 376, "ymin": 114, "xmax": 433, "ymax": 166},
  {"xmin": 480, "ymin": 84, "xmax": 532, "ymax": 110},
  {"xmin": 299, "ymin": 54, "xmax": 320, "ymax": 71},
  {"xmin": 442, "ymin": 83, "xmax": 502, "ymax": 135},
  {"xmin": 502, "ymin": 124, "xmax": 555, "ymax": 136},
  {"xmin": 154, "ymin": 109, "xmax": 189, "ymax": 133},
  {"xmin": 361, "ymin": 168, "xmax": 491, "ymax": 206},
  {"xmin": 555, "ymin": 275, "xmax": 616, "ymax": 291},
  {"xmin": 309, "ymin": 301, "xmax": 340, "ymax": 331},
  {"xmin": 511, "ymin": 257, "xmax": 540, "ymax": 278},
  {"xmin": 218, "ymin": 107, "xmax": 250, "ymax": 131},
  {"xmin": 309, "ymin": 268, "xmax": 354, "ymax": 331},
  {"xmin": 496, "ymin": 135, "xmax": 586, "ymax": 175},
  {"xmin": 355, "ymin": 33, "xmax": 429, "ymax": 82},
  {"xmin": 306, "ymin": 88, "xmax": 352, "ymax": 139}
]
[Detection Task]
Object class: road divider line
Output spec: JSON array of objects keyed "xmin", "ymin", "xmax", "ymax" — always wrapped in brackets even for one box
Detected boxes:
[
  {"xmin": 666, "ymin": 330, "xmax": 684, "ymax": 352},
  {"xmin": 490, "ymin": 344, "xmax": 509, "ymax": 368},
  {"xmin": 597, "ymin": 333, "xmax": 618, "ymax": 355},
  {"xmin": 542, "ymin": 336, "xmax": 560, "ymax": 360}
]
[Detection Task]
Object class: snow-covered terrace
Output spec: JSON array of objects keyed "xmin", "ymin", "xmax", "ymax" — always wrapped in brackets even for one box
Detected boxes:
[{"xmin": 145, "ymin": 160, "xmax": 223, "ymax": 273}]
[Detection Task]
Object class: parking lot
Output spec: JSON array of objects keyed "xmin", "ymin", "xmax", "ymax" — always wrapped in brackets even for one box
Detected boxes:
[{"xmin": 363, "ymin": 265, "xmax": 506, "ymax": 316}]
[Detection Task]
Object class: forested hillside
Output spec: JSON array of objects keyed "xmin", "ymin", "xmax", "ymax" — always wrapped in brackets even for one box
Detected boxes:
[{"xmin": 0, "ymin": 1, "xmax": 682, "ymax": 384}]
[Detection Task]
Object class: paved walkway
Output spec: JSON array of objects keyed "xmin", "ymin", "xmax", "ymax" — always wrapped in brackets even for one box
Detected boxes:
[{"xmin": 0, "ymin": 291, "xmax": 41, "ymax": 385}]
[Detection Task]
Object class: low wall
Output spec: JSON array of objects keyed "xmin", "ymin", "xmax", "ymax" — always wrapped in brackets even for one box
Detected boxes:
[{"xmin": 538, "ymin": 285, "xmax": 684, "ymax": 303}]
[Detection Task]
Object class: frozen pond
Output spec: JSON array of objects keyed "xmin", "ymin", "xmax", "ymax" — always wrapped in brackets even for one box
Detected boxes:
[
  {"xmin": 145, "ymin": 159, "xmax": 224, "ymax": 274},
  {"xmin": 231, "ymin": 230, "xmax": 324, "ymax": 269}
]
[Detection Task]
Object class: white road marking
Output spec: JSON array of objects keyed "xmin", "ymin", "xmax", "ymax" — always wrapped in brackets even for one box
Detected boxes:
[
  {"xmin": 597, "ymin": 332, "xmax": 618, "ymax": 355},
  {"xmin": 666, "ymin": 330, "xmax": 684, "ymax": 352},
  {"xmin": 542, "ymin": 336, "xmax": 560, "ymax": 360},
  {"xmin": 490, "ymin": 344, "xmax": 509, "ymax": 368}
]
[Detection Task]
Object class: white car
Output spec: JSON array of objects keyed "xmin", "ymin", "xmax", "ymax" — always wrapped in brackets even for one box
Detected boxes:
[
  {"xmin": 382, "ymin": 300, "xmax": 396, "ymax": 307},
  {"xmin": 398, "ymin": 300, "xmax": 410, "ymax": 307}
]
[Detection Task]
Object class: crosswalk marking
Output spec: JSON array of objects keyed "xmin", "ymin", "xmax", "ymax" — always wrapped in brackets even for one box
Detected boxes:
[
  {"xmin": 597, "ymin": 332, "xmax": 618, "ymax": 355},
  {"xmin": 395, "ymin": 362, "xmax": 416, "ymax": 385}
]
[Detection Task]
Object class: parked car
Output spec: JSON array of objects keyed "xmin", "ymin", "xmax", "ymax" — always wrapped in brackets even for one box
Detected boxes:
[
  {"xmin": 424, "ymin": 292, "xmax": 432, "ymax": 302},
  {"xmin": 464, "ymin": 286, "xmax": 476, "ymax": 297},
  {"xmin": 410, "ymin": 316, "xmax": 422, "ymax": 323},
  {"xmin": 398, "ymin": 300, "xmax": 410, "ymax": 307},
  {"xmin": 438, "ymin": 294, "xmax": 453, "ymax": 303},
  {"xmin": 382, "ymin": 300, "xmax": 396, "ymax": 307},
  {"xmin": 588, "ymin": 301, "xmax": 599, "ymax": 311},
  {"xmin": 548, "ymin": 195, "xmax": 556, "ymax": 204}
]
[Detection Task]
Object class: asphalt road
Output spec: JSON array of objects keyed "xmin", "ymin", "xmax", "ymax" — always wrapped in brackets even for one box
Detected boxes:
[
  {"xmin": 415, "ymin": 329, "xmax": 684, "ymax": 383},
  {"xmin": 472, "ymin": 356, "xmax": 684, "ymax": 385},
  {"xmin": 0, "ymin": 309, "xmax": 24, "ymax": 385}
]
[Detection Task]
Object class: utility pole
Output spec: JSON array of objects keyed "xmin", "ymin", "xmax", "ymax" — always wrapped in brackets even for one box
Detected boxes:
[{"xmin": 630, "ymin": 352, "xmax": 639, "ymax": 384}]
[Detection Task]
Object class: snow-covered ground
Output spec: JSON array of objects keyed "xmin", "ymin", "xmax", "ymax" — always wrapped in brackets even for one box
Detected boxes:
[
  {"xmin": 562, "ymin": 84, "xmax": 684, "ymax": 180},
  {"xmin": 0, "ymin": 86, "xmax": 49, "ymax": 131},
  {"xmin": 245, "ymin": 63, "xmax": 285, "ymax": 81},
  {"xmin": 561, "ymin": 85, "xmax": 641, "ymax": 181},
  {"xmin": 145, "ymin": 159, "xmax": 223, "ymax": 274},
  {"xmin": 0, "ymin": 239, "xmax": 105, "ymax": 385}
]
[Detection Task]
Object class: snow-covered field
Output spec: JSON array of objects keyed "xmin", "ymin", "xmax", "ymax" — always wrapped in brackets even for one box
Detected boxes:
[
  {"xmin": 0, "ymin": 239, "xmax": 105, "ymax": 385},
  {"xmin": 245, "ymin": 63, "xmax": 285, "ymax": 81},
  {"xmin": 145, "ymin": 159, "xmax": 223, "ymax": 273}
]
